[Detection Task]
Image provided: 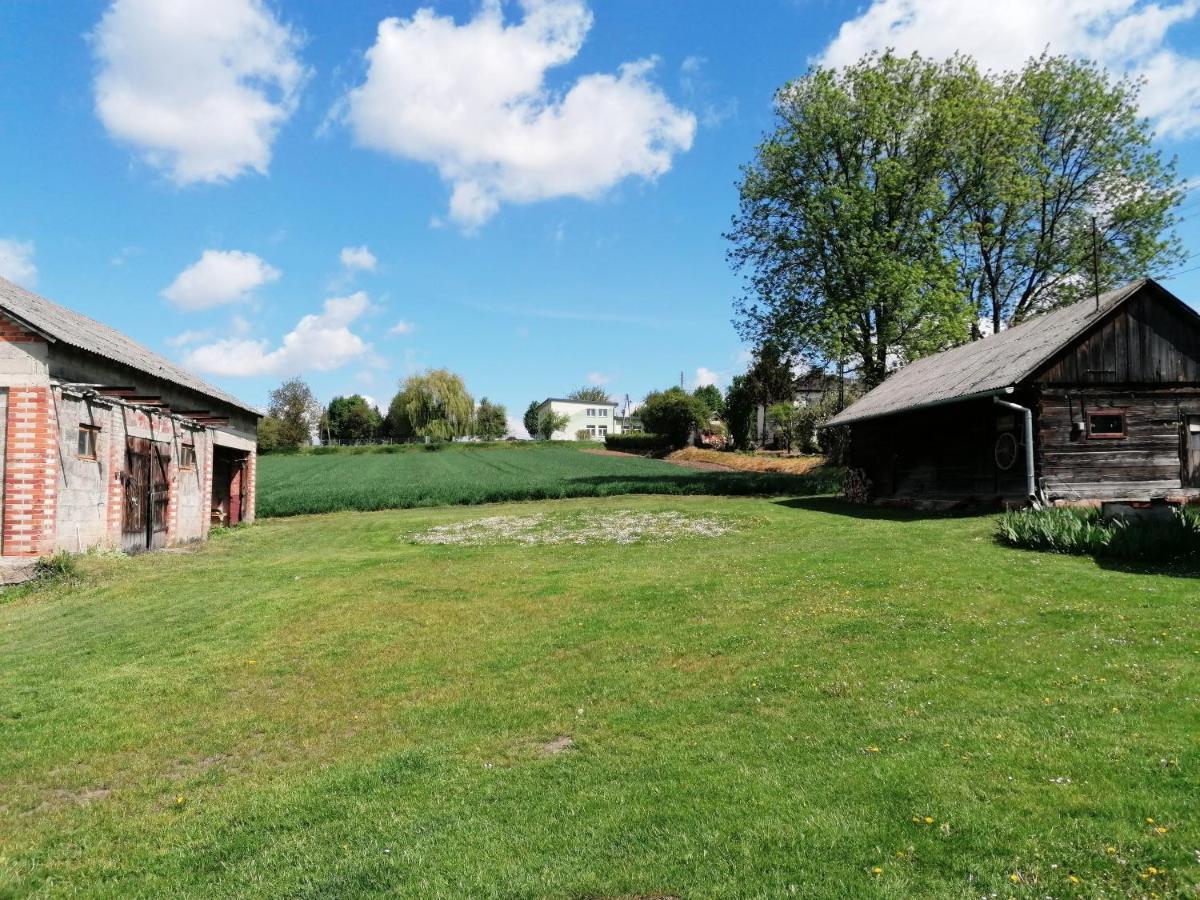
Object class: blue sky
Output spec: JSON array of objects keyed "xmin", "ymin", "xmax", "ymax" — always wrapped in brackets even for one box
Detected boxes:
[{"xmin": 3, "ymin": 0, "xmax": 1200, "ymax": 435}]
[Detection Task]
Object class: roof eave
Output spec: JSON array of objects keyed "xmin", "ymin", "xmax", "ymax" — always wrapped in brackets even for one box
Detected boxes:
[{"xmin": 825, "ymin": 385, "xmax": 1016, "ymax": 428}]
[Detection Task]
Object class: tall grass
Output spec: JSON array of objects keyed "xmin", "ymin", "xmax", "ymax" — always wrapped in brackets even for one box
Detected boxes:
[
  {"xmin": 256, "ymin": 444, "xmax": 843, "ymax": 517},
  {"xmin": 997, "ymin": 504, "xmax": 1200, "ymax": 563}
]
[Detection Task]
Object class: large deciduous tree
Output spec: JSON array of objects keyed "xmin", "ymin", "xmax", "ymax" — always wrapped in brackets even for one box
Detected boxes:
[
  {"xmin": 323, "ymin": 394, "xmax": 382, "ymax": 444},
  {"xmin": 385, "ymin": 369, "xmax": 474, "ymax": 441},
  {"xmin": 473, "ymin": 397, "xmax": 508, "ymax": 441},
  {"xmin": 567, "ymin": 386, "xmax": 612, "ymax": 403},
  {"xmin": 949, "ymin": 54, "xmax": 1183, "ymax": 333},
  {"xmin": 264, "ymin": 377, "xmax": 321, "ymax": 450},
  {"xmin": 523, "ymin": 401, "xmax": 542, "ymax": 440},
  {"xmin": 728, "ymin": 52, "xmax": 1182, "ymax": 387}
]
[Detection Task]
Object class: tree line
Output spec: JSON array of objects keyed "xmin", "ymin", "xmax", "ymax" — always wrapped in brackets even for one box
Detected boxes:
[{"xmin": 257, "ymin": 371, "xmax": 509, "ymax": 452}]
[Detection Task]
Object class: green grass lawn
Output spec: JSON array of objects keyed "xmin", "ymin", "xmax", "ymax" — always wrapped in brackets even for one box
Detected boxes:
[
  {"xmin": 255, "ymin": 443, "xmax": 840, "ymax": 516},
  {"xmin": 1, "ymin": 495, "xmax": 1196, "ymax": 898}
]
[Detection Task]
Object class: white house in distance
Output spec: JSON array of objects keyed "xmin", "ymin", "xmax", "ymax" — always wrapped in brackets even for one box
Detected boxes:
[{"xmin": 534, "ymin": 398, "xmax": 623, "ymax": 440}]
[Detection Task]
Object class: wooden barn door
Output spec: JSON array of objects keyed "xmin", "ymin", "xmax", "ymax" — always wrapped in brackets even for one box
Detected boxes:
[
  {"xmin": 123, "ymin": 438, "xmax": 170, "ymax": 551},
  {"xmin": 1186, "ymin": 416, "xmax": 1200, "ymax": 488}
]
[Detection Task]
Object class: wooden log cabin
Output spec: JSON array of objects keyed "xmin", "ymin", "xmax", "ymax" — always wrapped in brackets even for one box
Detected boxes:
[{"xmin": 827, "ymin": 278, "xmax": 1200, "ymax": 506}]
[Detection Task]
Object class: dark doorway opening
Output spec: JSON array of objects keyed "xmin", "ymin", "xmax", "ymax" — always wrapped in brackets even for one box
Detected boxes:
[
  {"xmin": 123, "ymin": 437, "xmax": 170, "ymax": 552},
  {"xmin": 1185, "ymin": 416, "xmax": 1200, "ymax": 489},
  {"xmin": 212, "ymin": 446, "xmax": 249, "ymax": 527}
]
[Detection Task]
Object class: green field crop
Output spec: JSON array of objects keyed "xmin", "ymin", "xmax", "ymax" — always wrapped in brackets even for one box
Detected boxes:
[{"xmin": 256, "ymin": 443, "xmax": 842, "ymax": 516}]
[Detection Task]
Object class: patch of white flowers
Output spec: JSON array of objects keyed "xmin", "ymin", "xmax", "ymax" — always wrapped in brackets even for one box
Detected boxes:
[{"xmin": 410, "ymin": 511, "xmax": 732, "ymax": 546}]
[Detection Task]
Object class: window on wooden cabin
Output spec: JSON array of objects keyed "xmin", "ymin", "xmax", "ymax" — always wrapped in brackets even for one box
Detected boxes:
[
  {"xmin": 77, "ymin": 425, "xmax": 99, "ymax": 459},
  {"xmin": 179, "ymin": 442, "xmax": 197, "ymax": 470},
  {"xmin": 1086, "ymin": 410, "xmax": 1126, "ymax": 440}
]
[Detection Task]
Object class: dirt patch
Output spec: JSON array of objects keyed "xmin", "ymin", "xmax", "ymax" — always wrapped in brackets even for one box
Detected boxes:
[
  {"xmin": 538, "ymin": 735, "xmax": 574, "ymax": 755},
  {"xmin": 668, "ymin": 448, "xmax": 828, "ymax": 475}
]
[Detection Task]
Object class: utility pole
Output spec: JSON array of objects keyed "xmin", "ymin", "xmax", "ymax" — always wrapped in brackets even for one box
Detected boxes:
[
  {"xmin": 1091, "ymin": 216, "xmax": 1102, "ymax": 312},
  {"xmin": 680, "ymin": 370, "xmax": 684, "ymax": 390}
]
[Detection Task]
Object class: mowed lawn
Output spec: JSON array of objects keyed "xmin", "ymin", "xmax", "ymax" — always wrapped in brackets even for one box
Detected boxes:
[
  {"xmin": 255, "ymin": 443, "xmax": 839, "ymax": 517},
  {"xmin": 1, "ymin": 495, "xmax": 1197, "ymax": 898}
]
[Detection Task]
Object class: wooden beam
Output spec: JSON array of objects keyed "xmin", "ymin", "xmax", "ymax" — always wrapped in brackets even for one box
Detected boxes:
[
  {"xmin": 94, "ymin": 386, "xmax": 138, "ymax": 396},
  {"xmin": 173, "ymin": 410, "xmax": 213, "ymax": 417}
]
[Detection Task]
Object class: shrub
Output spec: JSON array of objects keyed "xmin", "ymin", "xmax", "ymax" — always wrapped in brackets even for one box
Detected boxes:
[
  {"xmin": 996, "ymin": 505, "xmax": 1200, "ymax": 563},
  {"xmin": 605, "ymin": 433, "xmax": 671, "ymax": 453},
  {"xmin": 639, "ymin": 389, "xmax": 708, "ymax": 447},
  {"xmin": 34, "ymin": 551, "xmax": 80, "ymax": 584},
  {"xmin": 575, "ymin": 429, "xmax": 594, "ymax": 442}
]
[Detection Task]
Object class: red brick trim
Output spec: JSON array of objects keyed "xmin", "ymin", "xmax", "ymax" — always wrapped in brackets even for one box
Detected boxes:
[{"xmin": 3, "ymin": 387, "xmax": 57, "ymax": 556}]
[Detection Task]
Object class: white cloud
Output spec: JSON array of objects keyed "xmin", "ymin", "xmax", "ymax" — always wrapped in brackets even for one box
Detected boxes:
[
  {"xmin": 162, "ymin": 249, "xmax": 280, "ymax": 310},
  {"xmin": 820, "ymin": 0, "xmax": 1200, "ymax": 138},
  {"xmin": 184, "ymin": 291, "xmax": 371, "ymax": 377},
  {"xmin": 167, "ymin": 328, "xmax": 215, "ymax": 348},
  {"xmin": 91, "ymin": 0, "xmax": 306, "ymax": 184},
  {"xmin": 340, "ymin": 245, "xmax": 377, "ymax": 272},
  {"xmin": 694, "ymin": 366, "xmax": 721, "ymax": 388},
  {"xmin": 340, "ymin": 0, "xmax": 696, "ymax": 229},
  {"xmin": 388, "ymin": 320, "xmax": 415, "ymax": 336},
  {"xmin": 586, "ymin": 371, "xmax": 610, "ymax": 385},
  {"xmin": 0, "ymin": 239, "xmax": 36, "ymax": 288}
]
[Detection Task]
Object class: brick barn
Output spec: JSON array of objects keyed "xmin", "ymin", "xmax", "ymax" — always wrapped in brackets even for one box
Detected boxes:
[{"xmin": 0, "ymin": 276, "xmax": 260, "ymax": 558}]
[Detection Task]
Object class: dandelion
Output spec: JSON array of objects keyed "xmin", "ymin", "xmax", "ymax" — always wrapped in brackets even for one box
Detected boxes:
[
  {"xmin": 865, "ymin": 746, "xmax": 880, "ymax": 753},
  {"xmin": 1010, "ymin": 873, "xmax": 1021, "ymax": 883},
  {"xmin": 1146, "ymin": 817, "xmax": 1155, "ymax": 824},
  {"xmin": 1068, "ymin": 874, "xmax": 1080, "ymax": 884},
  {"xmin": 924, "ymin": 816, "xmax": 934, "ymax": 825},
  {"xmin": 246, "ymin": 659, "xmax": 256, "ymax": 665},
  {"xmin": 871, "ymin": 867, "xmax": 882, "ymax": 875},
  {"xmin": 1105, "ymin": 846, "xmax": 1117, "ymax": 855},
  {"xmin": 175, "ymin": 795, "xmax": 185, "ymax": 805},
  {"xmin": 1154, "ymin": 826, "xmax": 1168, "ymax": 834}
]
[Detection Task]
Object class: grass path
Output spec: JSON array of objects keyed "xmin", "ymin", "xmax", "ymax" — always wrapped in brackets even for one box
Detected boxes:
[{"xmin": 1, "ymin": 495, "xmax": 1197, "ymax": 898}]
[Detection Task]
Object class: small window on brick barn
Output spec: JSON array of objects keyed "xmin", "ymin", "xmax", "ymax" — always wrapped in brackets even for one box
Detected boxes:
[
  {"xmin": 77, "ymin": 425, "xmax": 99, "ymax": 459},
  {"xmin": 179, "ymin": 442, "xmax": 197, "ymax": 469},
  {"xmin": 1087, "ymin": 410, "xmax": 1126, "ymax": 439}
]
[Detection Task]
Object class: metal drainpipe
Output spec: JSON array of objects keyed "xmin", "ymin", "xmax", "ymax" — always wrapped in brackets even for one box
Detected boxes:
[{"xmin": 994, "ymin": 397, "xmax": 1036, "ymax": 501}]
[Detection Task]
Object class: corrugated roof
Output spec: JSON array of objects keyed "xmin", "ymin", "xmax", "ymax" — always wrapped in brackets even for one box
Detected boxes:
[
  {"xmin": 0, "ymin": 276, "xmax": 258, "ymax": 415},
  {"xmin": 827, "ymin": 279, "xmax": 1150, "ymax": 427}
]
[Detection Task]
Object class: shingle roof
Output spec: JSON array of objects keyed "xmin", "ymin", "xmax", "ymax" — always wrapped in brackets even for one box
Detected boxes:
[
  {"xmin": 0, "ymin": 276, "xmax": 258, "ymax": 415},
  {"xmin": 827, "ymin": 279, "xmax": 1151, "ymax": 427}
]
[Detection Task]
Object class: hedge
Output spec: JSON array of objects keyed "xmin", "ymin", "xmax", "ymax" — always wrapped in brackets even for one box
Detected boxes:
[{"xmin": 605, "ymin": 432, "xmax": 671, "ymax": 453}]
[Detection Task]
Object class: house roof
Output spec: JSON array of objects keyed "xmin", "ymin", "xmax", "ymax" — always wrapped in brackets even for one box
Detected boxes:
[
  {"xmin": 539, "ymin": 397, "xmax": 619, "ymax": 406},
  {"xmin": 827, "ymin": 279, "xmax": 1154, "ymax": 427},
  {"xmin": 0, "ymin": 276, "xmax": 258, "ymax": 415}
]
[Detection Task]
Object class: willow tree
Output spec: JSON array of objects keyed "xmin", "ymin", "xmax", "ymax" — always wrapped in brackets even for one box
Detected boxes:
[{"xmin": 385, "ymin": 369, "xmax": 474, "ymax": 441}]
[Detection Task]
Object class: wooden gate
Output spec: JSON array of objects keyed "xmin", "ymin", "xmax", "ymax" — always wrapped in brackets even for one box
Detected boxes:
[
  {"xmin": 123, "ymin": 438, "xmax": 170, "ymax": 551},
  {"xmin": 1186, "ymin": 416, "xmax": 1200, "ymax": 488}
]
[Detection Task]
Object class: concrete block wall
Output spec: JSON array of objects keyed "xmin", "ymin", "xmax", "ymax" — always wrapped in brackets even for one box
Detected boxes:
[
  {"xmin": 53, "ymin": 390, "xmax": 111, "ymax": 553},
  {"xmin": 243, "ymin": 450, "xmax": 257, "ymax": 524}
]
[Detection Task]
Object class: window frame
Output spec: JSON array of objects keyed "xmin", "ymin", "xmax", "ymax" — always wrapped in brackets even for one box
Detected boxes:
[
  {"xmin": 586, "ymin": 407, "xmax": 596, "ymax": 417},
  {"xmin": 179, "ymin": 442, "xmax": 197, "ymax": 470},
  {"xmin": 77, "ymin": 424, "xmax": 100, "ymax": 460},
  {"xmin": 598, "ymin": 408, "xmax": 608, "ymax": 418},
  {"xmin": 1086, "ymin": 409, "xmax": 1127, "ymax": 440}
]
